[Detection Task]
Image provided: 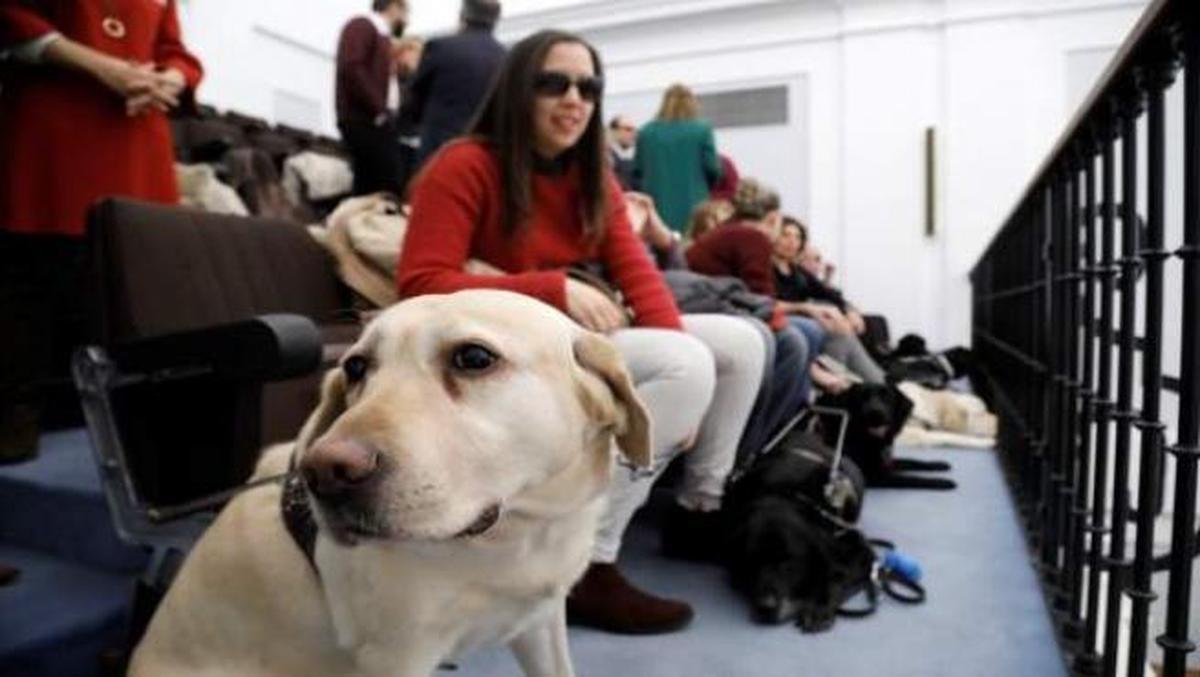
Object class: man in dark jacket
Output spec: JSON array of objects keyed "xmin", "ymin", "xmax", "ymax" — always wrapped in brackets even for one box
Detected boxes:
[
  {"xmin": 608, "ymin": 115, "xmax": 637, "ymax": 190},
  {"xmin": 405, "ymin": 0, "xmax": 505, "ymax": 167},
  {"xmin": 336, "ymin": 0, "xmax": 408, "ymax": 195}
]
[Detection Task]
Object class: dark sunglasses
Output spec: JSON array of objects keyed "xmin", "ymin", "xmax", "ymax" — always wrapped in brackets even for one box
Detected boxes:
[{"xmin": 533, "ymin": 71, "xmax": 604, "ymax": 102}]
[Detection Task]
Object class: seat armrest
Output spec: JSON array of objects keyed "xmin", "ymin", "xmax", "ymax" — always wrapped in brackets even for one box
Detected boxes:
[{"xmin": 110, "ymin": 314, "xmax": 322, "ymax": 382}]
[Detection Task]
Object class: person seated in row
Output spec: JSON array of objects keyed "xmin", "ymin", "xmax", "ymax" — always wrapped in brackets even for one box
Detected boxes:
[
  {"xmin": 686, "ymin": 198, "xmax": 733, "ymax": 243},
  {"xmin": 771, "ymin": 216, "xmax": 887, "ymax": 383},
  {"xmin": 774, "ymin": 217, "xmax": 863, "ymax": 334},
  {"xmin": 684, "ymin": 179, "xmax": 854, "ymax": 393},
  {"xmin": 624, "ymin": 190, "xmax": 814, "ymax": 484},
  {"xmin": 396, "ymin": 29, "xmax": 765, "ymax": 635}
]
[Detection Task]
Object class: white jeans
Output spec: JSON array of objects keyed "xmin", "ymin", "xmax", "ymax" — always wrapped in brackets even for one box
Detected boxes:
[
  {"xmin": 592, "ymin": 327, "xmax": 714, "ymax": 563},
  {"xmin": 677, "ymin": 314, "xmax": 767, "ymax": 510},
  {"xmin": 591, "ymin": 315, "xmax": 766, "ymax": 562}
]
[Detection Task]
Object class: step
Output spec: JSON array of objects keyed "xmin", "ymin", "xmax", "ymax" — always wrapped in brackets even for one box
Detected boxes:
[
  {"xmin": 0, "ymin": 429, "xmax": 146, "ymax": 573},
  {"xmin": 0, "ymin": 544, "xmax": 134, "ymax": 677}
]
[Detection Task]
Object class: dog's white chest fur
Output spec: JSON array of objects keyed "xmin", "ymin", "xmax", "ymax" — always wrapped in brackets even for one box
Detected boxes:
[{"xmin": 317, "ymin": 498, "xmax": 602, "ymax": 671}]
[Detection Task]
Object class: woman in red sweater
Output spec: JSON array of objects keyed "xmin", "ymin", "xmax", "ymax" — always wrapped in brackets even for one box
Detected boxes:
[
  {"xmin": 398, "ymin": 30, "xmax": 767, "ymax": 635},
  {"xmin": 0, "ymin": 0, "xmax": 202, "ymax": 461}
]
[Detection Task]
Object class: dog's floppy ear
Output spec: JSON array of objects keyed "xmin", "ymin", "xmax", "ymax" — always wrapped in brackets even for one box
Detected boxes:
[
  {"xmin": 573, "ymin": 332, "xmax": 652, "ymax": 468},
  {"xmin": 296, "ymin": 368, "xmax": 348, "ymax": 456}
]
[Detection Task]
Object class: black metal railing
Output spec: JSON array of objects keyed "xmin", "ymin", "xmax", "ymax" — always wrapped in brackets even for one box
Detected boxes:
[{"xmin": 971, "ymin": 1, "xmax": 1198, "ymax": 675}]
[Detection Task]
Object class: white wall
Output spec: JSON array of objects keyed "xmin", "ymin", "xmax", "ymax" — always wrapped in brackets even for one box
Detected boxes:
[{"xmin": 176, "ymin": 0, "xmax": 362, "ymax": 135}]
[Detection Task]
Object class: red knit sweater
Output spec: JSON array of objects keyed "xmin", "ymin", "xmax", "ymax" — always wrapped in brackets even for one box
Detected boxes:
[
  {"xmin": 685, "ymin": 222, "xmax": 787, "ymax": 331},
  {"xmin": 397, "ymin": 139, "xmax": 682, "ymax": 329}
]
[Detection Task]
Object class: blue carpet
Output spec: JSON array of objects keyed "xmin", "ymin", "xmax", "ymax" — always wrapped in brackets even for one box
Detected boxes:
[
  {"xmin": 0, "ymin": 429, "xmax": 146, "ymax": 573},
  {"xmin": 0, "ymin": 544, "xmax": 133, "ymax": 677},
  {"xmin": 0, "ymin": 429, "xmax": 143, "ymax": 677},
  {"xmin": 0, "ymin": 432, "xmax": 1067, "ymax": 677},
  {"xmin": 455, "ymin": 447, "xmax": 1068, "ymax": 677}
]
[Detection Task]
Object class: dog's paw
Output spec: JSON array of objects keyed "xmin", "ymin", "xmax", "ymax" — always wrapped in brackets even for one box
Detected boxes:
[{"xmin": 795, "ymin": 606, "xmax": 836, "ymax": 634}]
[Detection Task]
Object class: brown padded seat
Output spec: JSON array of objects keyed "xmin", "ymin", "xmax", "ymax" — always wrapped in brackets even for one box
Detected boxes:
[
  {"xmin": 89, "ymin": 199, "xmax": 362, "ymax": 504},
  {"xmin": 91, "ymin": 198, "xmax": 346, "ymax": 345}
]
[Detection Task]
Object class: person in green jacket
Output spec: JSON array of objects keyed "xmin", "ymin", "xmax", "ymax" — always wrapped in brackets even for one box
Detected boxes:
[{"xmin": 633, "ymin": 83, "xmax": 722, "ymax": 233}]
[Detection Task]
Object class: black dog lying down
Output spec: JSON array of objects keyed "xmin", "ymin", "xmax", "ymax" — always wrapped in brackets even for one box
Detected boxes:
[
  {"xmin": 723, "ymin": 434, "xmax": 875, "ymax": 632},
  {"xmin": 817, "ymin": 384, "xmax": 956, "ymax": 490}
]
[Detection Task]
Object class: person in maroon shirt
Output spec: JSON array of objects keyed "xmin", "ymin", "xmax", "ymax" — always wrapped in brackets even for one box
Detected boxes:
[
  {"xmin": 335, "ymin": 0, "xmax": 408, "ymax": 195},
  {"xmin": 398, "ymin": 29, "xmax": 766, "ymax": 635}
]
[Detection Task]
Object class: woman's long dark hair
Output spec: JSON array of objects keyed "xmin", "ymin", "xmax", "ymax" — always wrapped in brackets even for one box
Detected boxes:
[{"xmin": 467, "ymin": 29, "xmax": 609, "ymax": 239}]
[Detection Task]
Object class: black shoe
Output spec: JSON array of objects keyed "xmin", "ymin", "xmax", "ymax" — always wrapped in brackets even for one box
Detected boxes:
[
  {"xmin": 0, "ymin": 563, "xmax": 18, "ymax": 586},
  {"xmin": 660, "ymin": 503, "xmax": 727, "ymax": 563},
  {"xmin": 0, "ymin": 404, "xmax": 40, "ymax": 465}
]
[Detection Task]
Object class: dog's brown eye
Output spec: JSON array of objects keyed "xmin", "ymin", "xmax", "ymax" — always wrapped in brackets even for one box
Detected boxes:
[
  {"xmin": 343, "ymin": 355, "xmax": 370, "ymax": 383},
  {"xmin": 451, "ymin": 343, "xmax": 498, "ymax": 372}
]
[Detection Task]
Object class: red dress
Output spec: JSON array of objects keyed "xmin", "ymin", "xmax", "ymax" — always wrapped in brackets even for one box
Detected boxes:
[{"xmin": 0, "ymin": 0, "xmax": 202, "ymax": 236}]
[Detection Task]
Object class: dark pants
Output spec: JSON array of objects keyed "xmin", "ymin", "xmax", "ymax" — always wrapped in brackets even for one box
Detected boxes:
[
  {"xmin": 340, "ymin": 120, "xmax": 402, "ymax": 197},
  {"xmin": 737, "ymin": 323, "xmax": 813, "ymax": 461},
  {"xmin": 415, "ymin": 124, "xmax": 459, "ymax": 170},
  {"xmin": 0, "ymin": 231, "xmax": 87, "ymax": 440}
]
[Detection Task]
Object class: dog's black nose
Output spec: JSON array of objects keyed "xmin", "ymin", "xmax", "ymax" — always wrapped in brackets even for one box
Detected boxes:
[{"xmin": 301, "ymin": 438, "xmax": 380, "ymax": 500}]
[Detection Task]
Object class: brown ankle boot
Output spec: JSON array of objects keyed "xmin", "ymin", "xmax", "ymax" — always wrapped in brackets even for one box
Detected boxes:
[{"xmin": 566, "ymin": 562, "xmax": 693, "ymax": 634}]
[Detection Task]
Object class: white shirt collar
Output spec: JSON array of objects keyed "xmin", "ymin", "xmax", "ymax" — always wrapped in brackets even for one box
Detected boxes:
[
  {"xmin": 610, "ymin": 143, "xmax": 635, "ymax": 161},
  {"xmin": 367, "ymin": 12, "xmax": 392, "ymax": 37}
]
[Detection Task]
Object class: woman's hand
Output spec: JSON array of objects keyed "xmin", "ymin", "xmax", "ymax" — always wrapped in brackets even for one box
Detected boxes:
[
  {"xmin": 625, "ymin": 192, "xmax": 676, "ymax": 251},
  {"xmin": 42, "ymin": 37, "xmax": 183, "ymax": 114},
  {"xmin": 156, "ymin": 67, "xmax": 187, "ymax": 98},
  {"xmin": 125, "ymin": 67, "xmax": 185, "ymax": 116},
  {"xmin": 846, "ymin": 309, "xmax": 867, "ymax": 335},
  {"xmin": 91, "ymin": 57, "xmax": 157, "ymax": 100},
  {"xmin": 811, "ymin": 304, "xmax": 853, "ymax": 336},
  {"xmin": 821, "ymin": 260, "xmax": 837, "ymax": 284},
  {"xmin": 566, "ymin": 278, "xmax": 627, "ymax": 333}
]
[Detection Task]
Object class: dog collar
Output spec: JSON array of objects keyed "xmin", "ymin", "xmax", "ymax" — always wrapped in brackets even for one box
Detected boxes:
[{"xmin": 281, "ymin": 451, "xmax": 319, "ymax": 572}]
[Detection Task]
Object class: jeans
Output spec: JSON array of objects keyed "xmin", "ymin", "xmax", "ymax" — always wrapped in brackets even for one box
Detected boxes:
[
  {"xmin": 737, "ymin": 323, "xmax": 813, "ymax": 461},
  {"xmin": 787, "ymin": 315, "xmax": 826, "ymax": 356}
]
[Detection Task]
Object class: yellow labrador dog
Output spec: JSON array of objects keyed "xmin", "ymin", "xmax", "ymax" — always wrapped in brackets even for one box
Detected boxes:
[{"xmin": 129, "ymin": 290, "xmax": 650, "ymax": 677}]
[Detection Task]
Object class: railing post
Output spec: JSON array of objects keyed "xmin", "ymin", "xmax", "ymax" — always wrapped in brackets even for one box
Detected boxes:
[
  {"xmin": 1125, "ymin": 35, "xmax": 1177, "ymax": 677},
  {"xmin": 1158, "ymin": 5, "xmax": 1200, "ymax": 675},
  {"xmin": 1046, "ymin": 174, "xmax": 1069, "ymax": 579},
  {"xmin": 1076, "ymin": 124, "xmax": 1103, "ymax": 677},
  {"xmin": 1026, "ymin": 201, "xmax": 1046, "ymax": 513},
  {"xmin": 1029, "ymin": 199, "xmax": 1044, "ymax": 505},
  {"xmin": 1041, "ymin": 181, "xmax": 1060, "ymax": 571},
  {"xmin": 1102, "ymin": 71, "xmax": 1144, "ymax": 677},
  {"xmin": 1058, "ymin": 153, "xmax": 1086, "ymax": 643},
  {"xmin": 1065, "ymin": 143, "xmax": 1091, "ymax": 645},
  {"xmin": 1090, "ymin": 96, "xmax": 1120, "ymax": 673}
]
